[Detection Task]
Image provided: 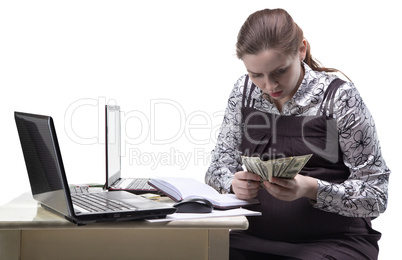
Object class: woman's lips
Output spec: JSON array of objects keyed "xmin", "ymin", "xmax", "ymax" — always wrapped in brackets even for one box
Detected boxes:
[{"xmin": 269, "ymin": 91, "xmax": 283, "ymax": 98}]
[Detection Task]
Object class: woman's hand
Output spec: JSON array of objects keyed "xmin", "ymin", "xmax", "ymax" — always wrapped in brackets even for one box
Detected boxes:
[
  {"xmin": 231, "ymin": 171, "xmax": 261, "ymax": 200},
  {"xmin": 263, "ymin": 174, "xmax": 318, "ymax": 201}
]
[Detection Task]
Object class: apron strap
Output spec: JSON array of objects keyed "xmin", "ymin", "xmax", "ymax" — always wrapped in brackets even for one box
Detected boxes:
[
  {"xmin": 242, "ymin": 75, "xmax": 257, "ymax": 108},
  {"xmin": 318, "ymin": 78, "xmax": 346, "ymax": 118},
  {"xmin": 241, "ymin": 75, "xmax": 249, "ymax": 107}
]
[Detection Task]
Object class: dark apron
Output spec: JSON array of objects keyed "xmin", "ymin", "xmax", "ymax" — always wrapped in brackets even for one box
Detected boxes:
[{"xmin": 238, "ymin": 76, "xmax": 381, "ymax": 247}]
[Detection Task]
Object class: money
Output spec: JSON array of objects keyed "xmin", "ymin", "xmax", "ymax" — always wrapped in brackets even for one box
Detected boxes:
[
  {"xmin": 242, "ymin": 154, "xmax": 312, "ymax": 182},
  {"xmin": 259, "ymin": 161, "xmax": 273, "ymax": 182},
  {"xmin": 279, "ymin": 155, "xmax": 312, "ymax": 179}
]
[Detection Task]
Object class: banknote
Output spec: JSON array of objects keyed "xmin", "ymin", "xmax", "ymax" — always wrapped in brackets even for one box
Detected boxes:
[
  {"xmin": 273, "ymin": 157, "xmax": 292, "ymax": 178},
  {"xmin": 242, "ymin": 157, "xmax": 260, "ymax": 176},
  {"xmin": 278, "ymin": 154, "xmax": 312, "ymax": 179},
  {"xmin": 242, "ymin": 156, "xmax": 264, "ymax": 181},
  {"xmin": 242, "ymin": 154, "xmax": 312, "ymax": 182},
  {"xmin": 259, "ymin": 161, "xmax": 273, "ymax": 182}
]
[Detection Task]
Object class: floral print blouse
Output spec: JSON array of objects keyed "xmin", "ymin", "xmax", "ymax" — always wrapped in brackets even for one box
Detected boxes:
[{"xmin": 205, "ymin": 62, "xmax": 390, "ymax": 218}]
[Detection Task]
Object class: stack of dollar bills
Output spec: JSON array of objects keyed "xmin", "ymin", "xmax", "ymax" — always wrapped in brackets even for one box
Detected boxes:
[{"xmin": 242, "ymin": 154, "xmax": 312, "ymax": 182}]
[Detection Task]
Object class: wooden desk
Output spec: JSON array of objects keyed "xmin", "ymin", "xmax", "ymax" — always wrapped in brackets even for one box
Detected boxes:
[{"xmin": 0, "ymin": 193, "xmax": 248, "ymax": 260}]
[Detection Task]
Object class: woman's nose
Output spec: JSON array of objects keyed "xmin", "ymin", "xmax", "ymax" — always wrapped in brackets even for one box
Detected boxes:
[{"xmin": 263, "ymin": 76, "xmax": 278, "ymax": 92}]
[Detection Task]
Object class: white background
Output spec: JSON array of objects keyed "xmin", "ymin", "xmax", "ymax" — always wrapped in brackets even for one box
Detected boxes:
[{"xmin": 0, "ymin": 1, "xmax": 399, "ymax": 258}]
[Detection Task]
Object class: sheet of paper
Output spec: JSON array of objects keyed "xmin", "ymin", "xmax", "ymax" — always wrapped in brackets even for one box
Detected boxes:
[{"xmin": 145, "ymin": 208, "xmax": 261, "ymax": 223}]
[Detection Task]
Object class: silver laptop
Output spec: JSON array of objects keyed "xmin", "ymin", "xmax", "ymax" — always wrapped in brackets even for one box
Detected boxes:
[
  {"xmin": 105, "ymin": 105, "xmax": 157, "ymax": 194},
  {"xmin": 15, "ymin": 111, "xmax": 176, "ymax": 225}
]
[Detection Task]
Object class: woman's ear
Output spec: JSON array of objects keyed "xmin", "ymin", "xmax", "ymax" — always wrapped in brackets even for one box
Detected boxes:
[{"xmin": 299, "ymin": 39, "xmax": 307, "ymax": 61}]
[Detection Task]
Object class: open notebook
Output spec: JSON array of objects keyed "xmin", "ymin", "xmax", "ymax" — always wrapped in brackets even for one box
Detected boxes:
[{"xmin": 148, "ymin": 177, "xmax": 259, "ymax": 209}]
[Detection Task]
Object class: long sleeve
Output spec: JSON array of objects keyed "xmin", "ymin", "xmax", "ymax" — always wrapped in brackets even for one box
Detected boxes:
[
  {"xmin": 205, "ymin": 76, "xmax": 246, "ymax": 193},
  {"xmin": 312, "ymin": 82, "xmax": 390, "ymax": 218}
]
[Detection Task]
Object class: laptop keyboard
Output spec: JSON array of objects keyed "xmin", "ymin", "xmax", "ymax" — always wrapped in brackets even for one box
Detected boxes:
[
  {"xmin": 126, "ymin": 178, "xmax": 154, "ymax": 190},
  {"xmin": 72, "ymin": 193, "xmax": 136, "ymax": 213},
  {"xmin": 70, "ymin": 186, "xmax": 90, "ymax": 194}
]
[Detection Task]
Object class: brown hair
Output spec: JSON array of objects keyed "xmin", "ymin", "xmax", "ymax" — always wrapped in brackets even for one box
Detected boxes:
[{"xmin": 236, "ymin": 9, "xmax": 341, "ymax": 75}]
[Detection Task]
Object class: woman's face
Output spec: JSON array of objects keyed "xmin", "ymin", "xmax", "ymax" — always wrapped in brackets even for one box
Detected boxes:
[{"xmin": 242, "ymin": 44, "xmax": 306, "ymax": 108}]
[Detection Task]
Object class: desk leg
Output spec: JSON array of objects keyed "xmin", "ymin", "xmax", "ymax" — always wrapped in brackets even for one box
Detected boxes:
[
  {"xmin": 208, "ymin": 229, "xmax": 229, "ymax": 260},
  {"xmin": 0, "ymin": 230, "xmax": 21, "ymax": 260}
]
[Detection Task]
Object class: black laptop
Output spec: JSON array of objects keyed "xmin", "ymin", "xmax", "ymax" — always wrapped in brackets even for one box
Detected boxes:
[
  {"xmin": 105, "ymin": 105, "xmax": 157, "ymax": 194},
  {"xmin": 15, "ymin": 111, "xmax": 176, "ymax": 225}
]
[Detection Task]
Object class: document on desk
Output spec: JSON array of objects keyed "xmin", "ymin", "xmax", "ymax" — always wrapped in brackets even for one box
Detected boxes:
[{"xmin": 145, "ymin": 208, "xmax": 261, "ymax": 223}]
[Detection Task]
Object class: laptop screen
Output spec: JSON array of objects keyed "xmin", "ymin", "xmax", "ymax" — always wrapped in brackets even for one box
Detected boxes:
[
  {"xmin": 106, "ymin": 105, "xmax": 122, "ymax": 187},
  {"xmin": 15, "ymin": 112, "xmax": 71, "ymax": 217}
]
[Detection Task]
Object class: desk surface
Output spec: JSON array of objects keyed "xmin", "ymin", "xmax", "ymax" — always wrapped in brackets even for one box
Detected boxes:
[
  {"xmin": 0, "ymin": 193, "xmax": 248, "ymax": 260},
  {"xmin": 0, "ymin": 192, "xmax": 249, "ymax": 230}
]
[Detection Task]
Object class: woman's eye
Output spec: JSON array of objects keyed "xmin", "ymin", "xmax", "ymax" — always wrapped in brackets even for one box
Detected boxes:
[
  {"xmin": 250, "ymin": 74, "xmax": 262, "ymax": 78},
  {"xmin": 272, "ymin": 68, "xmax": 287, "ymax": 76},
  {"xmin": 273, "ymin": 68, "xmax": 287, "ymax": 75}
]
